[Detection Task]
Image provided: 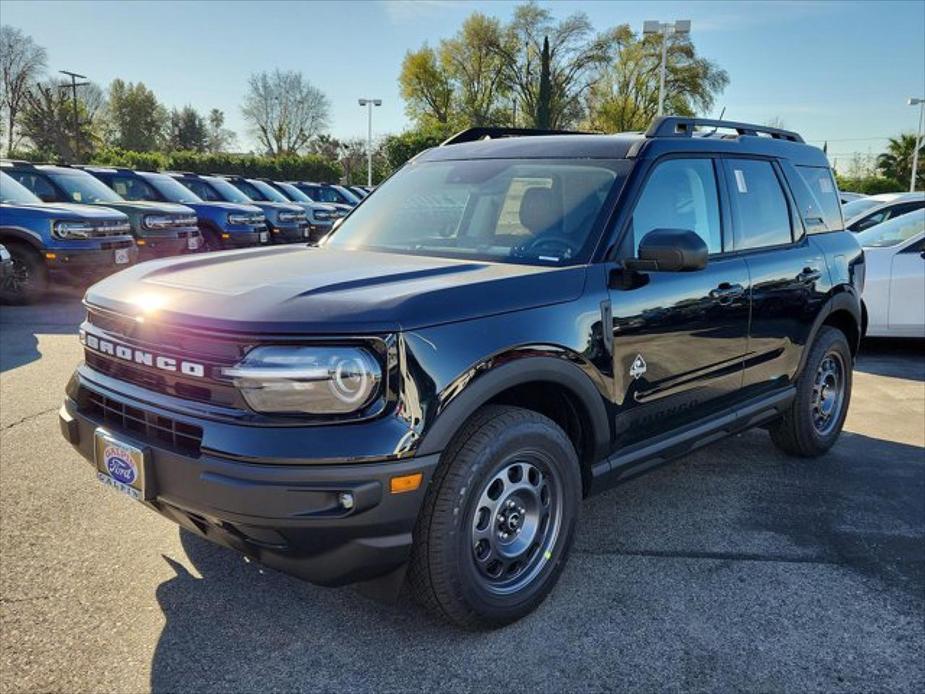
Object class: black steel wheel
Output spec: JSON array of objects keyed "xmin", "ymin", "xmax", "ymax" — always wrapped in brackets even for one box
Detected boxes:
[
  {"xmin": 409, "ymin": 405, "xmax": 581, "ymax": 628},
  {"xmin": 0, "ymin": 243, "xmax": 46, "ymax": 304}
]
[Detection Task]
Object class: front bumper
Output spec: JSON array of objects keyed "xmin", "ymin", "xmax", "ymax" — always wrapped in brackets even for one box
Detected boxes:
[
  {"xmin": 220, "ymin": 226, "xmax": 269, "ymax": 248},
  {"xmin": 46, "ymin": 244, "xmax": 138, "ymax": 281},
  {"xmin": 269, "ymin": 223, "xmax": 308, "ymax": 244},
  {"xmin": 137, "ymin": 229, "xmax": 203, "ymax": 258},
  {"xmin": 58, "ymin": 372, "xmax": 439, "ymax": 587}
]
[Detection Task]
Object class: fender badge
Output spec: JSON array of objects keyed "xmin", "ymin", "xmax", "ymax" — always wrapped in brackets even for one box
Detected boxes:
[{"xmin": 629, "ymin": 354, "xmax": 647, "ymax": 380}]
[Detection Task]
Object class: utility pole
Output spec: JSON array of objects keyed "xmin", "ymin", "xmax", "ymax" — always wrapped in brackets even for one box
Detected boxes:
[
  {"xmin": 358, "ymin": 98, "xmax": 381, "ymax": 187},
  {"xmin": 59, "ymin": 70, "xmax": 89, "ymax": 162},
  {"xmin": 909, "ymin": 97, "xmax": 924, "ymax": 192},
  {"xmin": 642, "ymin": 20, "xmax": 691, "ymax": 116}
]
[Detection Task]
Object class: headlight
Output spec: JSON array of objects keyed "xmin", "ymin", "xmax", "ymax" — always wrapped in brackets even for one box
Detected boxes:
[
  {"xmin": 223, "ymin": 346, "xmax": 382, "ymax": 414},
  {"xmin": 277, "ymin": 211, "xmax": 304, "ymax": 223},
  {"xmin": 52, "ymin": 220, "xmax": 93, "ymax": 239},
  {"xmin": 142, "ymin": 214, "xmax": 174, "ymax": 230},
  {"xmin": 314, "ymin": 210, "xmax": 332, "ymax": 221}
]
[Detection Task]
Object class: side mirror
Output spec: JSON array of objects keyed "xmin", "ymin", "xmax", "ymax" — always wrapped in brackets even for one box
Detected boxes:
[{"xmin": 625, "ymin": 228, "xmax": 708, "ymax": 272}]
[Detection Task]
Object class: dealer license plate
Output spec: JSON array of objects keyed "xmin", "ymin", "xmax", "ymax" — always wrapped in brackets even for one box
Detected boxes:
[
  {"xmin": 114, "ymin": 248, "xmax": 130, "ymax": 264},
  {"xmin": 94, "ymin": 429, "xmax": 146, "ymax": 501},
  {"xmin": 259, "ymin": 231, "xmax": 269, "ymax": 243},
  {"xmin": 188, "ymin": 236, "xmax": 200, "ymax": 250}
]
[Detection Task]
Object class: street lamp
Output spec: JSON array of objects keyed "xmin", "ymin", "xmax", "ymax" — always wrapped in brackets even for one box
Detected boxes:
[
  {"xmin": 908, "ymin": 97, "xmax": 924, "ymax": 192},
  {"xmin": 358, "ymin": 98, "xmax": 382, "ymax": 187},
  {"xmin": 642, "ymin": 20, "xmax": 691, "ymax": 116}
]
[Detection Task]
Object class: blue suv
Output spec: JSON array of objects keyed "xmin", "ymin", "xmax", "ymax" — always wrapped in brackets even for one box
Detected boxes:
[
  {"xmin": 0, "ymin": 171, "xmax": 136, "ymax": 303},
  {"xmin": 82, "ymin": 168, "xmax": 268, "ymax": 251},
  {"xmin": 201, "ymin": 174, "xmax": 309, "ymax": 244},
  {"xmin": 260, "ymin": 180, "xmax": 339, "ymax": 242}
]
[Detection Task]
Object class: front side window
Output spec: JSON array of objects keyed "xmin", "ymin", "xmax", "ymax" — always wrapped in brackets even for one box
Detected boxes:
[
  {"xmin": 855, "ymin": 210, "xmax": 924, "ymax": 248},
  {"xmin": 726, "ymin": 159, "xmax": 792, "ymax": 250},
  {"xmin": 630, "ymin": 158, "xmax": 722, "ymax": 254},
  {"xmin": 46, "ymin": 171, "xmax": 124, "ymax": 204},
  {"xmin": 8, "ymin": 171, "xmax": 57, "ymax": 201},
  {"xmin": 326, "ymin": 158, "xmax": 627, "ymax": 265}
]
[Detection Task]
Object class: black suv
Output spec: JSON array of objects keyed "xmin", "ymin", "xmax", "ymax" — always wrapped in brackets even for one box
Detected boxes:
[{"xmin": 59, "ymin": 118, "xmax": 864, "ymax": 628}]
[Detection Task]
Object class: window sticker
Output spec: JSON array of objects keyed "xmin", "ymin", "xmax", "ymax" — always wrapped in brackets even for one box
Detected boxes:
[
  {"xmin": 819, "ymin": 176, "xmax": 834, "ymax": 193},
  {"xmin": 734, "ymin": 169, "xmax": 748, "ymax": 193}
]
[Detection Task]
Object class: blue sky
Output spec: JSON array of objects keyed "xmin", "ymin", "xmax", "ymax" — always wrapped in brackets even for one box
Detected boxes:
[{"xmin": 2, "ymin": 0, "xmax": 924, "ymax": 164}]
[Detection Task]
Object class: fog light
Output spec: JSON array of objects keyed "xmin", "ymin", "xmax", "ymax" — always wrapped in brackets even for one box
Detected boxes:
[{"xmin": 338, "ymin": 492, "xmax": 355, "ymax": 510}]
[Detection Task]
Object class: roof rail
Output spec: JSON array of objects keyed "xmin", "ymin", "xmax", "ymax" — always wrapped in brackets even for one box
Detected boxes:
[
  {"xmin": 440, "ymin": 126, "xmax": 591, "ymax": 147},
  {"xmin": 646, "ymin": 116, "xmax": 804, "ymax": 143},
  {"xmin": 0, "ymin": 159, "xmax": 38, "ymax": 167}
]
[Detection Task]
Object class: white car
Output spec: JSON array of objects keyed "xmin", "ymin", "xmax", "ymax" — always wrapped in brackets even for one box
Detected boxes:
[
  {"xmin": 843, "ymin": 191, "xmax": 925, "ymax": 232},
  {"xmin": 839, "ymin": 191, "xmax": 867, "ymax": 204},
  {"xmin": 859, "ymin": 209, "xmax": 925, "ymax": 338}
]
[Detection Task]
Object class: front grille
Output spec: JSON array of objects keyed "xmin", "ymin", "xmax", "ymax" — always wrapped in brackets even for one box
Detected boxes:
[
  {"xmin": 78, "ymin": 386, "xmax": 203, "ymax": 455},
  {"xmin": 89, "ymin": 222, "xmax": 132, "ymax": 238}
]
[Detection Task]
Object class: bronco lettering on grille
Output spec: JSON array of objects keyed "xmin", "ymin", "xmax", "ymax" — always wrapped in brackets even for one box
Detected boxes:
[{"xmin": 79, "ymin": 329, "xmax": 206, "ymax": 378}]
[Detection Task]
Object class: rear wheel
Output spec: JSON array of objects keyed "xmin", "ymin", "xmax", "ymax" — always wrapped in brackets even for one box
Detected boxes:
[
  {"xmin": 408, "ymin": 405, "xmax": 581, "ymax": 628},
  {"xmin": 769, "ymin": 326, "xmax": 852, "ymax": 457},
  {"xmin": 0, "ymin": 242, "xmax": 47, "ymax": 304}
]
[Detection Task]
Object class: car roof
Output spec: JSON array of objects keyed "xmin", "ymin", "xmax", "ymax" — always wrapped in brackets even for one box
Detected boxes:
[{"xmin": 868, "ymin": 192, "xmax": 925, "ymax": 202}]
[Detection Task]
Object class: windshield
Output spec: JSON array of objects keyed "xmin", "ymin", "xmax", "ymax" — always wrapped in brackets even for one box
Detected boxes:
[
  {"xmin": 48, "ymin": 171, "xmax": 124, "ymax": 204},
  {"xmin": 326, "ymin": 158, "xmax": 629, "ymax": 265},
  {"xmin": 856, "ymin": 210, "xmax": 924, "ymax": 247},
  {"xmin": 842, "ymin": 197, "xmax": 882, "ymax": 219},
  {"xmin": 275, "ymin": 181, "xmax": 311, "ymax": 202},
  {"xmin": 249, "ymin": 179, "xmax": 289, "ymax": 202},
  {"xmin": 227, "ymin": 178, "xmax": 263, "ymax": 200},
  {"xmin": 204, "ymin": 176, "xmax": 253, "ymax": 204},
  {"xmin": 334, "ymin": 185, "xmax": 361, "ymax": 204},
  {"xmin": 0, "ymin": 171, "xmax": 42, "ymax": 204},
  {"xmin": 145, "ymin": 174, "xmax": 203, "ymax": 203}
]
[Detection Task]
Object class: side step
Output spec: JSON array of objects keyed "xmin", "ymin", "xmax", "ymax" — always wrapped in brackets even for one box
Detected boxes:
[{"xmin": 589, "ymin": 387, "xmax": 795, "ymax": 494}]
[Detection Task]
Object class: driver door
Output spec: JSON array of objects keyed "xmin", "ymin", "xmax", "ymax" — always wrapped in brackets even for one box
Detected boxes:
[{"xmin": 608, "ymin": 157, "xmax": 750, "ymax": 448}]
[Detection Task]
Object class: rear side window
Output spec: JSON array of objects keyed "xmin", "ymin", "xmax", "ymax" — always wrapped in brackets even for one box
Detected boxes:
[
  {"xmin": 796, "ymin": 165, "xmax": 843, "ymax": 231},
  {"xmin": 630, "ymin": 158, "xmax": 722, "ymax": 254},
  {"xmin": 725, "ymin": 160, "xmax": 792, "ymax": 250}
]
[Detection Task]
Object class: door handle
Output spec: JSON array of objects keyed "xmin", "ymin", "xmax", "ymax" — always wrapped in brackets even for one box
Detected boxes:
[
  {"xmin": 709, "ymin": 282, "xmax": 745, "ymax": 302},
  {"xmin": 797, "ymin": 267, "xmax": 822, "ymax": 283}
]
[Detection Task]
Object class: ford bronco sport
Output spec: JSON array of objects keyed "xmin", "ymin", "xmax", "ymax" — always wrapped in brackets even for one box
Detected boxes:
[
  {"xmin": 2, "ymin": 161, "xmax": 202, "ymax": 260},
  {"xmin": 1, "ymin": 171, "xmax": 136, "ymax": 303},
  {"xmin": 59, "ymin": 118, "xmax": 864, "ymax": 628}
]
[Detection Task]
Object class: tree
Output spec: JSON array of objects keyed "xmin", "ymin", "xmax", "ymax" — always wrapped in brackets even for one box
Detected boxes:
[
  {"xmin": 0, "ymin": 25, "xmax": 47, "ymax": 153},
  {"xmin": 241, "ymin": 69, "xmax": 330, "ymax": 155},
  {"xmin": 168, "ymin": 105, "xmax": 208, "ymax": 152},
  {"xmin": 398, "ymin": 46, "xmax": 455, "ymax": 128},
  {"xmin": 877, "ymin": 134, "xmax": 924, "ymax": 190},
  {"xmin": 205, "ymin": 108, "xmax": 236, "ymax": 153},
  {"xmin": 489, "ymin": 2, "xmax": 622, "ymax": 128},
  {"xmin": 440, "ymin": 13, "xmax": 508, "ymax": 126},
  {"xmin": 106, "ymin": 79, "xmax": 167, "ymax": 151},
  {"xmin": 308, "ymin": 133, "xmax": 342, "ymax": 161},
  {"xmin": 585, "ymin": 29, "xmax": 728, "ymax": 133},
  {"xmin": 19, "ymin": 80, "xmax": 97, "ymax": 160},
  {"xmin": 382, "ymin": 128, "xmax": 449, "ymax": 171}
]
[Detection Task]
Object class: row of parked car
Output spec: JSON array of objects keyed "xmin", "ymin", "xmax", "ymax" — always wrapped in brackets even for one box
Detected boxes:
[{"xmin": 0, "ymin": 159, "xmax": 372, "ymax": 303}]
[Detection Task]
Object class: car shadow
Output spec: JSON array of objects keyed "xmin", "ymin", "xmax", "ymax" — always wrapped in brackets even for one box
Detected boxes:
[
  {"xmin": 148, "ymin": 430, "xmax": 925, "ymax": 693},
  {"xmin": 0, "ymin": 290, "xmax": 84, "ymax": 372},
  {"xmin": 856, "ymin": 337, "xmax": 925, "ymax": 381}
]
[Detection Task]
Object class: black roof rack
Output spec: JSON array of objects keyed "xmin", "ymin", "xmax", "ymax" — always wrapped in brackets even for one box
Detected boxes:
[
  {"xmin": 441, "ymin": 126, "xmax": 592, "ymax": 147},
  {"xmin": 646, "ymin": 116, "xmax": 804, "ymax": 143}
]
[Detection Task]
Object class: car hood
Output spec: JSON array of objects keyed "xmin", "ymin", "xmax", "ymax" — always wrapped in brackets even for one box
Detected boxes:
[
  {"xmin": 185, "ymin": 201, "xmax": 263, "ymax": 215},
  {"xmin": 248, "ymin": 201, "xmax": 304, "ymax": 215},
  {"xmin": 84, "ymin": 246, "xmax": 586, "ymax": 334},
  {"xmin": 98, "ymin": 200, "xmax": 195, "ymax": 215},
  {"xmin": 1, "ymin": 201, "xmax": 128, "ymax": 221}
]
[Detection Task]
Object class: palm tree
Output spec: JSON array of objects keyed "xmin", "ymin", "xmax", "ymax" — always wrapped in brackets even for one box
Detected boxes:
[{"xmin": 877, "ymin": 133, "xmax": 924, "ymax": 189}]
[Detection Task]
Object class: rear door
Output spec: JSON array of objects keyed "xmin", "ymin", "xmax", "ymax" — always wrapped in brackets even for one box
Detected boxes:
[
  {"xmin": 721, "ymin": 158, "xmax": 828, "ymax": 398},
  {"xmin": 889, "ymin": 236, "xmax": 925, "ymax": 336},
  {"xmin": 608, "ymin": 156, "xmax": 750, "ymax": 447}
]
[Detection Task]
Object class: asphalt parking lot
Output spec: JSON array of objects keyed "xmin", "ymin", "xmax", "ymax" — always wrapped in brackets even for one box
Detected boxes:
[{"xmin": 1, "ymin": 294, "xmax": 923, "ymax": 693}]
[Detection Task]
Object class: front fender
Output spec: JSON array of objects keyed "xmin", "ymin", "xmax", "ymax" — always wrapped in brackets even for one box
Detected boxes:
[{"xmin": 416, "ymin": 350, "xmax": 611, "ymax": 459}]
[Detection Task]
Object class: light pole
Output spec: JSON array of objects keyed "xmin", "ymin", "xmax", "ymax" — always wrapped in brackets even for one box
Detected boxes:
[
  {"xmin": 59, "ymin": 70, "xmax": 89, "ymax": 161},
  {"xmin": 908, "ymin": 97, "xmax": 924, "ymax": 192},
  {"xmin": 358, "ymin": 98, "xmax": 381, "ymax": 187},
  {"xmin": 642, "ymin": 20, "xmax": 690, "ymax": 116}
]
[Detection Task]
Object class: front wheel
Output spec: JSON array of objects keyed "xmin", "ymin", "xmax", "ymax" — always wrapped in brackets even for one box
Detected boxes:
[
  {"xmin": 408, "ymin": 405, "xmax": 581, "ymax": 628},
  {"xmin": 0, "ymin": 242, "xmax": 47, "ymax": 304},
  {"xmin": 769, "ymin": 326, "xmax": 853, "ymax": 457}
]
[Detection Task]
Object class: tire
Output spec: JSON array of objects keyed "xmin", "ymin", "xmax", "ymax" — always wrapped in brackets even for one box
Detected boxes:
[
  {"xmin": 408, "ymin": 405, "xmax": 582, "ymax": 628},
  {"xmin": 200, "ymin": 228, "xmax": 223, "ymax": 252},
  {"xmin": 769, "ymin": 326, "xmax": 853, "ymax": 457},
  {"xmin": 0, "ymin": 242, "xmax": 47, "ymax": 304}
]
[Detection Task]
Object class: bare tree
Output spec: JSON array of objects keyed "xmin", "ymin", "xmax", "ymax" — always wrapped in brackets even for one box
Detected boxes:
[
  {"xmin": 241, "ymin": 70, "xmax": 330, "ymax": 155},
  {"xmin": 0, "ymin": 25, "xmax": 47, "ymax": 153}
]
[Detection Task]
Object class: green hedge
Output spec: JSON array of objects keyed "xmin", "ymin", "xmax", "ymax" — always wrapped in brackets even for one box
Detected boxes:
[
  {"xmin": 835, "ymin": 174, "xmax": 904, "ymax": 195},
  {"xmin": 83, "ymin": 148, "xmax": 343, "ymax": 182}
]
